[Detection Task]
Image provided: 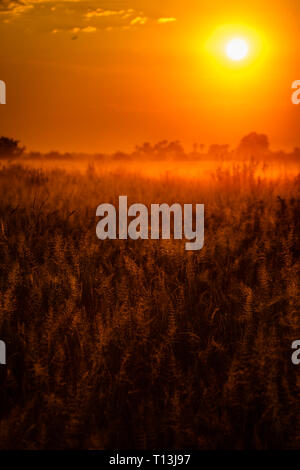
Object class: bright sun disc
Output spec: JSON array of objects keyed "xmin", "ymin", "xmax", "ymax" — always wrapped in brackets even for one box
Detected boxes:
[{"xmin": 226, "ymin": 38, "xmax": 249, "ymax": 61}]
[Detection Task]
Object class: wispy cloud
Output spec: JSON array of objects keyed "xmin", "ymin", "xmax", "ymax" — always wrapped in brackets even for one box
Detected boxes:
[
  {"xmin": 0, "ymin": 1, "xmax": 177, "ymax": 33},
  {"xmin": 84, "ymin": 8, "xmax": 149, "ymax": 29},
  {"xmin": 84, "ymin": 8, "xmax": 135, "ymax": 20},
  {"xmin": 0, "ymin": 0, "xmax": 33, "ymax": 15},
  {"xmin": 52, "ymin": 24, "xmax": 96, "ymax": 34},
  {"xmin": 0, "ymin": 0, "xmax": 82, "ymax": 16},
  {"xmin": 72, "ymin": 25, "xmax": 96, "ymax": 33},
  {"xmin": 130, "ymin": 16, "xmax": 147, "ymax": 26},
  {"xmin": 157, "ymin": 17, "xmax": 177, "ymax": 24}
]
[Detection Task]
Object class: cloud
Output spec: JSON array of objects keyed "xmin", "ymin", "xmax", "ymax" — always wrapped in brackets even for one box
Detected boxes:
[
  {"xmin": 0, "ymin": 0, "xmax": 83, "ymax": 16},
  {"xmin": 130, "ymin": 16, "xmax": 147, "ymax": 26},
  {"xmin": 72, "ymin": 25, "xmax": 96, "ymax": 33},
  {"xmin": 0, "ymin": 1, "xmax": 177, "ymax": 33},
  {"xmin": 52, "ymin": 24, "xmax": 97, "ymax": 34},
  {"xmin": 157, "ymin": 17, "xmax": 177, "ymax": 24},
  {"xmin": 84, "ymin": 8, "xmax": 135, "ymax": 20},
  {"xmin": 84, "ymin": 8, "xmax": 149, "ymax": 29},
  {"xmin": 0, "ymin": 0, "xmax": 33, "ymax": 15}
]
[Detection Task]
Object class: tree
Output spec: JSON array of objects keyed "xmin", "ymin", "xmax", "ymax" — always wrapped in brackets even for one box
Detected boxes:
[
  {"xmin": 134, "ymin": 140, "xmax": 185, "ymax": 160},
  {"xmin": 0, "ymin": 136, "xmax": 25, "ymax": 158},
  {"xmin": 208, "ymin": 144, "xmax": 229, "ymax": 160},
  {"xmin": 237, "ymin": 133, "xmax": 269, "ymax": 158}
]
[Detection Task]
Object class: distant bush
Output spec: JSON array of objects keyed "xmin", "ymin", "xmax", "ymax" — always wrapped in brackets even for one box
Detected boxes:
[
  {"xmin": 236, "ymin": 132, "xmax": 270, "ymax": 158},
  {"xmin": 0, "ymin": 136, "xmax": 25, "ymax": 159}
]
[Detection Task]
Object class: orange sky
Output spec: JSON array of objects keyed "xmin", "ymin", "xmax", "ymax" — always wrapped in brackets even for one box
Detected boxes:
[{"xmin": 1, "ymin": 0, "xmax": 300, "ymax": 153}]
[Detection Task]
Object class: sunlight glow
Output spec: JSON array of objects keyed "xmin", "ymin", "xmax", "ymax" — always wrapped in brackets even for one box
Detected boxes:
[{"xmin": 226, "ymin": 38, "xmax": 249, "ymax": 61}]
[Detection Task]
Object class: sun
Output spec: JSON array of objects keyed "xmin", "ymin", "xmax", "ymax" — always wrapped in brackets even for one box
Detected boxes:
[{"xmin": 226, "ymin": 38, "xmax": 249, "ymax": 61}]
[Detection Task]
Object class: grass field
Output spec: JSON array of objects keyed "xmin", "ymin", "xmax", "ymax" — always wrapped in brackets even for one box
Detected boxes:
[{"xmin": 0, "ymin": 160, "xmax": 299, "ymax": 449}]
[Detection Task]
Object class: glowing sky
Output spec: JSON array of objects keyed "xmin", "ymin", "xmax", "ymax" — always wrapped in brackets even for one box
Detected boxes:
[{"xmin": 0, "ymin": 0, "xmax": 300, "ymax": 152}]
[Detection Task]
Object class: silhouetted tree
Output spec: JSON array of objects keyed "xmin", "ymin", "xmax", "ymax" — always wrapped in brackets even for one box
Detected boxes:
[
  {"xmin": 237, "ymin": 132, "xmax": 269, "ymax": 158},
  {"xmin": 112, "ymin": 151, "xmax": 131, "ymax": 161},
  {"xmin": 0, "ymin": 136, "xmax": 25, "ymax": 158},
  {"xmin": 293, "ymin": 147, "xmax": 300, "ymax": 158},
  {"xmin": 208, "ymin": 144, "xmax": 229, "ymax": 160},
  {"xmin": 134, "ymin": 140, "xmax": 185, "ymax": 160},
  {"xmin": 134, "ymin": 142, "xmax": 153, "ymax": 158}
]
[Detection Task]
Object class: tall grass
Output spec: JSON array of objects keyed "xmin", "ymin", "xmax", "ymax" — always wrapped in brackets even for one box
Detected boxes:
[{"xmin": 0, "ymin": 162, "xmax": 299, "ymax": 449}]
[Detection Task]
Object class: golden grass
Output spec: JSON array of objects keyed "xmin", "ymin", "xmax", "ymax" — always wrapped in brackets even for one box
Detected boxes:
[{"xmin": 0, "ymin": 161, "xmax": 299, "ymax": 449}]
